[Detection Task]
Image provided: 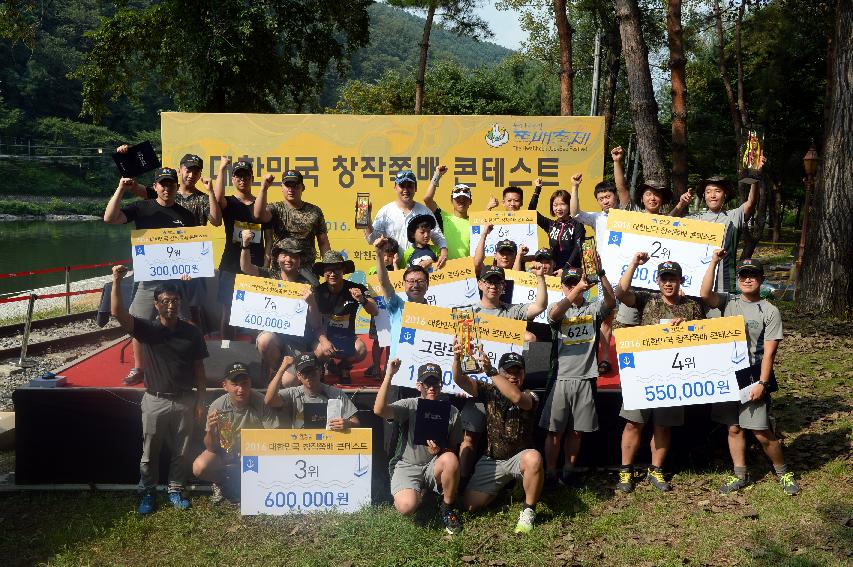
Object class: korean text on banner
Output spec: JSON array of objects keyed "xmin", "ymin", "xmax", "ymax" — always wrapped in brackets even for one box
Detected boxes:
[
  {"xmin": 240, "ymin": 428, "xmax": 372, "ymax": 516},
  {"xmin": 614, "ymin": 316, "xmax": 749, "ymax": 410},
  {"xmin": 161, "ymin": 113, "xmax": 604, "ymax": 274},
  {"xmin": 366, "ymin": 257, "xmax": 479, "ymax": 347},
  {"xmin": 228, "ymin": 274, "xmax": 310, "ymax": 337},
  {"xmin": 393, "ymin": 301, "xmax": 525, "ymax": 396},
  {"xmin": 131, "ymin": 226, "xmax": 214, "ymax": 282},
  {"xmin": 469, "ymin": 211, "xmax": 539, "ymax": 257},
  {"xmin": 600, "ymin": 209, "xmax": 725, "ymax": 296},
  {"xmin": 503, "ymin": 268, "xmax": 563, "ymax": 325}
]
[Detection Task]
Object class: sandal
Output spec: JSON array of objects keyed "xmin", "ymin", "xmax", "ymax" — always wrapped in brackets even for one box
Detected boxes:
[{"xmin": 597, "ymin": 361, "xmax": 612, "ymax": 374}]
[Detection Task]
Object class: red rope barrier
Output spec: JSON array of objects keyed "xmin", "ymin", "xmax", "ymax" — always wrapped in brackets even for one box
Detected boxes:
[
  {"xmin": 0, "ymin": 259, "xmax": 129, "ymax": 280},
  {"xmin": 0, "ymin": 288, "xmax": 103, "ymax": 304}
]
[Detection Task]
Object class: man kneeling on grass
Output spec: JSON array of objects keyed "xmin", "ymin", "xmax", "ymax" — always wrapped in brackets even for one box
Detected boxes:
[
  {"xmin": 374, "ymin": 359, "xmax": 463, "ymax": 534},
  {"xmin": 192, "ymin": 363, "xmax": 280, "ymax": 504},
  {"xmin": 452, "ymin": 347, "xmax": 544, "ymax": 534}
]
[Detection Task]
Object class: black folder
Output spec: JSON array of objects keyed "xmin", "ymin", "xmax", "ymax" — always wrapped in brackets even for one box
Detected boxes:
[
  {"xmin": 112, "ymin": 141, "xmax": 161, "ymax": 178},
  {"xmin": 413, "ymin": 399, "xmax": 451, "ymax": 448}
]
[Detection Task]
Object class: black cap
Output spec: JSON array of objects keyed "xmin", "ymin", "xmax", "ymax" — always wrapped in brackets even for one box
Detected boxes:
[
  {"xmin": 180, "ymin": 154, "xmax": 203, "ymax": 169},
  {"xmin": 295, "ymin": 353, "xmax": 319, "ymax": 373},
  {"xmin": 736, "ymin": 258, "xmax": 764, "ymax": 276},
  {"xmin": 223, "ymin": 362, "xmax": 250, "ymax": 381},
  {"xmin": 499, "ymin": 352, "xmax": 525, "ymax": 370},
  {"xmin": 495, "ymin": 239, "xmax": 517, "ymax": 253},
  {"xmin": 407, "ymin": 214, "xmax": 436, "ymax": 243},
  {"xmin": 534, "ymin": 248, "xmax": 553, "ymax": 261},
  {"xmin": 153, "ymin": 167, "xmax": 178, "ymax": 184},
  {"xmin": 417, "ymin": 363, "xmax": 442, "ymax": 383},
  {"xmin": 657, "ymin": 261, "xmax": 683, "ymax": 278},
  {"xmin": 232, "ymin": 160, "xmax": 253, "ymax": 175},
  {"xmin": 479, "ymin": 265, "xmax": 505, "ymax": 282},
  {"xmin": 562, "ymin": 267, "xmax": 583, "ymax": 284},
  {"xmin": 283, "ymin": 169, "xmax": 303, "ymax": 184}
]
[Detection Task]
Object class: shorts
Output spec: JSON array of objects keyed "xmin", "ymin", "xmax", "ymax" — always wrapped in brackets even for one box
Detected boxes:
[
  {"xmin": 257, "ymin": 331, "xmax": 309, "ymax": 357},
  {"xmin": 710, "ymin": 397, "xmax": 772, "ymax": 430},
  {"xmin": 466, "ymin": 449, "xmax": 536, "ymax": 496},
  {"xmin": 538, "ymin": 379, "xmax": 599, "ymax": 433},
  {"xmin": 217, "ymin": 270, "xmax": 236, "ymax": 305},
  {"xmin": 460, "ymin": 400, "xmax": 486, "ymax": 433},
  {"xmin": 182, "ymin": 277, "xmax": 206, "ymax": 308},
  {"xmin": 390, "ymin": 457, "xmax": 440, "ymax": 496},
  {"xmin": 619, "ymin": 404, "xmax": 684, "ymax": 427},
  {"xmin": 129, "ymin": 280, "xmax": 190, "ymax": 320}
]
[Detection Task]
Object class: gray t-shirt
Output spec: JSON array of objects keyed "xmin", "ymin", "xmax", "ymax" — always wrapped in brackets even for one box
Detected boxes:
[
  {"xmin": 718, "ymin": 293, "xmax": 782, "ymax": 365},
  {"xmin": 691, "ymin": 205, "xmax": 746, "ymax": 293},
  {"xmin": 206, "ymin": 390, "xmax": 280, "ymax": 455},
  {"xmin": 278, "ymin": 383, "xmax": 358, "ymax": 429},
  {"xmin": 390, "ymin": 397, "xmax": 463, "ymax": 467},
  {"xmin": 474, "ymin": 302, "xmax": 529, "ymax": 320},
  {"xmin": 551, "ymin": 300, "xmax": 613, "ymax": 380}
]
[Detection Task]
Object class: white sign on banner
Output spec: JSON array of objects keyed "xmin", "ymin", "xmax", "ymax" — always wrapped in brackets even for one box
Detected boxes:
[
  {"xmin": 469, "ymin": 211, "xmax": 539, "ymax": 257},
  {"xmin": 131, "ymin": 226, "xmax": 215, "ymax": 282},
  {"xmin": 503, "ymin": 269, "xmax": 563, "ymax": 325},
  {"xmin": 599, "ymin": 208, "xmax": 725, "ymax": 296},
  {"xmin": 228, "ymin": 274, "xmax": 309, "ymax": 336},
  {"xmin": 240, "ymin": 428, "xmax": 372, "ymax": 516},
  {"xmin": 614, "ymin": 316, "xmax": 749, "ymax": 410},
  {"xmin": 392, "ymin": 302, "xmax": 526, "ymax": 395},
  {"xmin": 366, "ymin": 257, "xmax": 479, "ymax": 347}
]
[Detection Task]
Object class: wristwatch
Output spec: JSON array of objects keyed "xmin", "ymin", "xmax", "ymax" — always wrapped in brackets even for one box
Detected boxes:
[
  {"xmin": 241, "ymin": 245, "xmax": 251, "ymax": 250},
  {"xmin": 758, "ymin": 381, "xmax": 770, "ymax": 389},
  {"xmin": 485, "ymin": 367, "xmax": 498, "ymax": 377}
]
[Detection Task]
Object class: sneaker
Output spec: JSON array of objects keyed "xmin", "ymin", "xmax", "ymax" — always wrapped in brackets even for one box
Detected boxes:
[
  {"xmin": 210, "ymin": 483, "xmax": 225, "ymax": 505},
  {"xmin": 514, "ymin": 507, "xmax": 536, "ymax": 534},
  {"xmin": 138, "ymin": 492, "xmax": 156, "ymax": 515},
  {"xmin": 168, "ymin": 491, "xmax": 191, "ymax": 510},
  {"xmin": 122, "ymin": 368, "xmax": 144, "ymax": 386},
  {"xmin": 647, "ymin": 467, "xmax": 672, "ymax": 492},
  {"xmin": 719, "ymin": 475, "xmax": 751, "ymax": 495},
  {"xmin": 441, "ymin": 506, "xmax": 462, "ymax": 535},
  {"xmin": 778, "ymin": 472, "xmax": 801, "ymax": 496},
  {"xmin": 616, "ymin": 468, "xmax": 635, "ymax": 493}
]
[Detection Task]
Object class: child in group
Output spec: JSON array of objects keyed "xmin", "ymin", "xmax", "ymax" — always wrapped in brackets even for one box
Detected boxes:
[
  {"xmin": 365, "ymin": 237, "xmax": 399, "ymax": 377},
  {"xmin": 402, "ymin": 214, "xmax": 440, "ymax": 269}
]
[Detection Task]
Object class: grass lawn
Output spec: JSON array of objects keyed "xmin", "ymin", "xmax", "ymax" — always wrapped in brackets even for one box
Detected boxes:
[{"xmin": 1, "ymin": 307, "xmax": 850, "ymax": 566}]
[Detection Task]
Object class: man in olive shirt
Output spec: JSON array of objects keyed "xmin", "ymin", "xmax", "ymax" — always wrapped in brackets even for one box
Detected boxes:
[{"xmin": 110, "ymin": 265, "xmax": 208, "ymax": 515}]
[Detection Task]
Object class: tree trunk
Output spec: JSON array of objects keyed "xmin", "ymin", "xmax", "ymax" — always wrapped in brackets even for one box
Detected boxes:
[
  {"xmin": 414, "ymin": 3, "xmax": 436, "ymax": 115},
  {"xmin": 602, "ymin": 23, "xmax": 622, "ymax": 144},
  {"xmin": 613, "ymin": 0, "xmax": 668, "ymax": 186},
  {"xmin": 713, "ymin": 0, "xmax": 742, "ymax": 144},
  {"xmin": 801, "ymin": 0, "xmax": 853, "ymax": 317},
  {"xmin": 554, "ymin": 0, "xmax": 574, "ymax": 116},
  {"xmin": 735, "ymin": 0, "xmax": 750, "ymax": 129},
  {"xmin": 770, "ymin": 178, "xmax": 782, "ymax": 243},
  {"xmin": 667, "ymin": 0, "xmax": 688, "ymax": 198}
]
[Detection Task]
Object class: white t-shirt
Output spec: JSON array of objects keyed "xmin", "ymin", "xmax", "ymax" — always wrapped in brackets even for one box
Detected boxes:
[{"xmin": 366, "ymin": 202, "xmax": 447, "ymax": 262}]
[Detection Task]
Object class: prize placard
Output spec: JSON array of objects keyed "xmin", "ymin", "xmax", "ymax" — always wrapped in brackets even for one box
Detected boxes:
[
  {"xmin": 229, "ymin": 274, "xmax": 309, "ymax": 336},
  {"xmin": 131, "ymin": 226, "xmax": 215, "ymax": 282},
  {"xmin": 393, "ymin": 302, "xmax": 525, "ymax": 395},
  {"xmin": 614, "ymin": 316, "xmax": 749, "ymax": 410},
  {"xmin": 366, "ymin": 257, "xmax": 479, "ymax": 347},
  {"xmin": 504, "ymin": 269, "xmax": 563, "ymax": 325},
  {"xmin": 600, "ymin": 208, "xmax": 725, "ymax": 296},
  {"xmin": 240, "ymin": 428, "xmax": 372, "ymax": 515},
  {"xmin": 469, "ymin": 211, "xmax": 539, "ymax": 257}
]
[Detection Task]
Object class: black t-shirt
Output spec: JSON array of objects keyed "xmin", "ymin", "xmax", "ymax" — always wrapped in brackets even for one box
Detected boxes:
[
  {"xmin": 131, "ymin": 317, "xmax": 209, "ymax": 393},
  {"xmin": 315, "ymin": 280, "xmax": 370, "ymax": 337},
  {"xmin": 220, "ymin": 196, "xmax": 268, "ymax": 273},
  {"xmin": 121, "ymin": 199, "xmax": 197, "ymax": 230}
]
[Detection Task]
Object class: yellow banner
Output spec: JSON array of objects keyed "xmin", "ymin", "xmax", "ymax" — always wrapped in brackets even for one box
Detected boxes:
[
  {"xmin": 241, "ymin": 428, "xmax": 372, "ymax": 456},
  {"xmin": 503, "ymin": 268, "xmax": 562, "ymax": 291},
  {"xmin": 613, "ymin": 316, "xmax": 747, "ymax": 353},
  {"xmin": 130, "ymin": 226, "xmax": 212, "ymax": 245},
  {"xmin": 606, "ymin": 208, "xmax": 725, "ymax": 245},
  {"xmin": 233, "ymin": 274, "xmax": 310, "ymax": 299},
  {"xmin": 401, "ymin": 301, "xmax": 525, "ymax": 345},
  {"xmin": 366, "ymin": 257, "xmax": 476, "ymax": 294},
  {"xmin": 162, "ymin": 113, "xmax": 605, "ymax": 273},
  {"xmin": 469, "ymin": 210, "xmax": 538, "ymax": 227}
]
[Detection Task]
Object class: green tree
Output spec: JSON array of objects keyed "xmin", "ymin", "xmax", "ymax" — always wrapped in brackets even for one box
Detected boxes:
[{"xmin": 75, "ymin": 0, "xmax": 372, "ymax": 122}]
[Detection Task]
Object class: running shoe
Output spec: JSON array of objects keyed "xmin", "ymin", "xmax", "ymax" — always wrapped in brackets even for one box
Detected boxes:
[
  {"xmin": 719, "ymin": 475, "xmax": 751, "ymax": 494},
  {"xmin": 168, "ymin": 491, "xmax": 191, "ymax": 510},
  {"xmin": 122, "ymin": 368, "xmax": 144, "ymax": 386},
  {"xmin": 616, "ymin": 467, "xmax": 635, "ymax": 493},
  {"xmin": 514, "ymin": 507, "xmax": 536, "ymax": 534},
  {"xmin": 441, "ymin": 506, "xmax": 462, "ymax": 535},
  {"xmin": 210, "ymin": 483, "xmax": 225, "ymax": 505},
  {"xmin": 778, "ymin": 472, "xmax": 801, "ymax": 496},
  {"xmin": 138, "ymin": 492, "xmax": 156, "ymax": 515},
  {"xmin": 646, "ymin": 467, "xmax": 672, "ymax": 492}
]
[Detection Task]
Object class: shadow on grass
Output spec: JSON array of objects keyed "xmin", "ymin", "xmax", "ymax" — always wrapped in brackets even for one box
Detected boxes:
[{"xmin": 0, "ymin": 491, "xmax": 137, "ymax": 567}]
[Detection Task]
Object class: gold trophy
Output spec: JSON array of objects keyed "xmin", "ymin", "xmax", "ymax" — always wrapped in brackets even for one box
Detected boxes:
[
  {"xmin": 217, "ymin": 411, "xmax": 236, "ymax": 454},
  {"xmin": 355, "ymin": 193, "xmax": 371, "ymax": 229},
  {"xmin": 452, "ymin": 306, "xmax": 482, "ymax": 374},
  {"xmin": 581, "ymin": 236, "xmax": 600, "ymax": 284}
]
